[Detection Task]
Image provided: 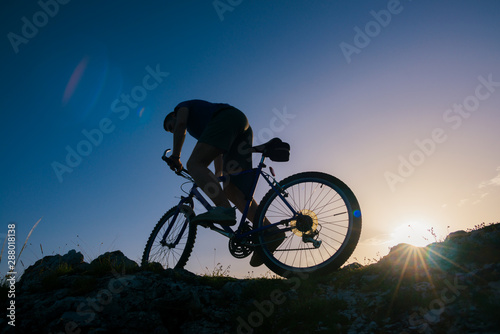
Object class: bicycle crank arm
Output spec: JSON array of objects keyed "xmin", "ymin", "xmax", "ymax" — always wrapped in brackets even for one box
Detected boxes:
[{"xmin": 205, "ymin": 224, "xmax": 234, "ymax": 239}]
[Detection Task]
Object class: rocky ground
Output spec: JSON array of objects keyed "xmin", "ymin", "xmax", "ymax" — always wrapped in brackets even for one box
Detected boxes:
[{"xmin": 1, "ymin": 223, "xmax": 500, "ymax": 333}]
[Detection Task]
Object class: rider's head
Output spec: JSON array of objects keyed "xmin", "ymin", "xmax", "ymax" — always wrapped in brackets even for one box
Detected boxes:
[{"xmin": 163, "ymin": 111, "xmax": 176, "ymax": 133}]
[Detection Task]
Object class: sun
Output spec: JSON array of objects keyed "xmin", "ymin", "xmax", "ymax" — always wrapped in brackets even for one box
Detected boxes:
[{"xmin": 390, "ymin": 221, "xmax": 433, "ymax": 247}]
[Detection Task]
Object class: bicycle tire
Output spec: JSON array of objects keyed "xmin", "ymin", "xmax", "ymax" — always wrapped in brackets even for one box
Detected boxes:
[
  {"xmin": 254, "ymin": 171, "xmax": 362, "ymax": 277},
  {"xmin": 142, "ymin": 205, "xmax": 197, "ymax": 269}
]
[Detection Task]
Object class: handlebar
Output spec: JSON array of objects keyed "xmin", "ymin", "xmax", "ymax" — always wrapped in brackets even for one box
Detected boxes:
[{"xmin": 162, "ymin": 149, "xmax": 192, "ymax": 179}]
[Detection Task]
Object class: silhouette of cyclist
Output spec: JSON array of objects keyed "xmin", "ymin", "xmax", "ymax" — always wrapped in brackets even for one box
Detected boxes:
[
  {"xmin": 163, "ymin": 99, "xmax": 257, "ymax": 225},
  {"xmin": 164, "ymin": 99, "xmax": 285, "ymax": 267}
]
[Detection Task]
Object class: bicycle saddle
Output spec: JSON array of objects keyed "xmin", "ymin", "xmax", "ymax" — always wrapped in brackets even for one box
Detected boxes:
[{"xmin": 252, "ymin": 138, "xmax": 290, "ymax": 162}]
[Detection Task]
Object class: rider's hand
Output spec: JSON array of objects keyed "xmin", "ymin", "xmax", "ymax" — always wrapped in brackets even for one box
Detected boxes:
[{"xmin": 167, "ymin": 156, "xmax": 183, "ymax": 173}]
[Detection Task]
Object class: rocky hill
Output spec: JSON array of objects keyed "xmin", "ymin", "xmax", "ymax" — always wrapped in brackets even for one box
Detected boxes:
[{"xmin": 2, "ymin": 223, "xmax": 500, "ymax": 333}]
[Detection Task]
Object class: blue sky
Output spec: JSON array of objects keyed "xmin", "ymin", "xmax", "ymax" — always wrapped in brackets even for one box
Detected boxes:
[{"xmin": 1, "ymin": 1, "xmax": 500, "ymax": 278}]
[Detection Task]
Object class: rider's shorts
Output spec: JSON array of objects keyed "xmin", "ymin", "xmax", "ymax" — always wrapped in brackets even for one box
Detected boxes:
[{"xmin": 198, "ymin": 107, "xmax": 254, "ymax": 198}]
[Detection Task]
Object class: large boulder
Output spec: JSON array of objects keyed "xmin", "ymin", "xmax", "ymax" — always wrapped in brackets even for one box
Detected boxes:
[{"xmin": 18, "ymin": 249, "xmax": 86, "ymax": 292}]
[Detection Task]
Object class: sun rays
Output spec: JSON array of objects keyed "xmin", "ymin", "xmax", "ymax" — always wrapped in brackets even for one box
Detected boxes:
[{"xmin": 379, "ymin": 241, "xmax": 474, "ymax": 317}]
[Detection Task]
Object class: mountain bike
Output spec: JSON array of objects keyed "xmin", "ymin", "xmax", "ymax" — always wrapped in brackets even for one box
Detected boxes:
[{"xmin": 142, "ymin": 138, "xmax": 362, "ymax": 277}]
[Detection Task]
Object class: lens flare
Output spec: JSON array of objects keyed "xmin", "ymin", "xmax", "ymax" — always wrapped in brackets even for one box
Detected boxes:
[
  {"xmin": 62, "ymin": 56, "xmax": 89, "ymax": 106},
  {"xmin": 60, "ymin": 41, "xmax": 110, "ymax": 124},
  {"xmin": 138, "ymin": 107, "xmax": 145, "ymax": 118}
]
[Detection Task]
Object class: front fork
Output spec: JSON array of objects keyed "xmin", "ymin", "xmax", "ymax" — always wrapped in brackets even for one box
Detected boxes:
[{"xmin": 161, "ymin": 196, "xmax": 195, "ymax": 248}]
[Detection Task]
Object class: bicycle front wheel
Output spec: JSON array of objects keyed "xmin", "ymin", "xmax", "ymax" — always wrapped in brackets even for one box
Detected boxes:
[
  {"xmin": 254, "ymin": 172, "xmax": 362, "ymax": 277},
  {"xmin": 142, "ymin": 205, "xmax": 197, "ymax": 269}
]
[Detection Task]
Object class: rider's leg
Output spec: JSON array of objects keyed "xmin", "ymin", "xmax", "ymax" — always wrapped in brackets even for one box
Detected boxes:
[
  {"xmin": 224, "ymin": 182, "xmax": 270, "ymax": 225},
  {"xmin": 225, "ymin": 181, "xmax": 284, "ymax": 267},
  {"xmin": 224, "ymin": 182, "xmax": 258, "ymax": 222},
  {"xmin": 224, "ymin": 182, "xmax": 285, "ymax": 267},
  {"xmin": 187, "ymin": 142, "xmax": 231, "ymax": 208}
]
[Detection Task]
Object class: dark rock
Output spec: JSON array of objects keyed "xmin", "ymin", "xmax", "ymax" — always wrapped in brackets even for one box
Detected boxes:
[
  {"xmin": 18, "ymin": 249, "xmax": 85, "ymax": 292},
  {"xmin": 445, "ymin": 229, "xmax": 468, "ymax": 241},
  {"xmin": 343, "ymin": 262, "xmax": 363, "ymax": 270},
  {"xmin": 8, "ymin": 223, "xmax": 500, "ymax": 333},
  {"xmin": 88, "ymin": 250, "xmax": 139, "ymax": 272}
]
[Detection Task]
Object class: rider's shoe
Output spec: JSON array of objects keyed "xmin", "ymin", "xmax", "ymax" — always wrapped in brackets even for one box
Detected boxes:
[
  {"xmin": 191, "ymin": 207, "xmax": 236, "ymax": 226},
  {"xmin": 250, "ymin": 227, "xmax": 286, "ymax": 267}
]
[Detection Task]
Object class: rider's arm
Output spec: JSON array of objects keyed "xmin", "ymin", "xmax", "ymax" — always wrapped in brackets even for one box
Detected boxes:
[
  {"xmin": 214, "ymin": 154, "xmax": 223, "ymax": 177},
  {"xmin": 172, "ymin": 107, "xmax": 188, "ymax": 158}
]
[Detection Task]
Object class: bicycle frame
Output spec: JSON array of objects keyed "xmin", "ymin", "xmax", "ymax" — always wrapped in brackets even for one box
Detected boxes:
[
  {"xmin": 146, "ymin": 143, "xmax": 361, "ymax": 277},
  {"xmin": 165, "ymin": 154, "xmax": 298, "ymax": 247}
]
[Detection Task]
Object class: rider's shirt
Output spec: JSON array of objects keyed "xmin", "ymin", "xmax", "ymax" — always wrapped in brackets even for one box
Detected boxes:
[{"xmin": 174, "ymin": 99, "xmax": 232, "ymax": 139}]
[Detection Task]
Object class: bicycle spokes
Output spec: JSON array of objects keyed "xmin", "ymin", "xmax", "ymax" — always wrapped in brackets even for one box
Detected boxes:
[
  {"xmin": 142, "ymin": 205, "xmax": 197, "ymax": 269},
  {"xmin": 255, "ymin": 172, "xmax": 362, "ymax": 276}
]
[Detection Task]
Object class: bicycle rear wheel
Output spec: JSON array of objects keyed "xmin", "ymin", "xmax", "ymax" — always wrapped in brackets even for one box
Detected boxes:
[
  {"xmin": 254, "ymin": 172, "xmax": 362, "ymax": 277},
  {"xmin": 142, "ymin": 205, "xmax": 197, "ymax": 269}
]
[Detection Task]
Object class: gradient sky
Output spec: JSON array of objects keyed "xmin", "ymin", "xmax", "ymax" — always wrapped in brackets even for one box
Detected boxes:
[{"xmin": 1, "ymin": 1, "xmax": 500, "ymax": 278}]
